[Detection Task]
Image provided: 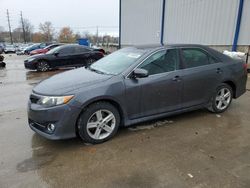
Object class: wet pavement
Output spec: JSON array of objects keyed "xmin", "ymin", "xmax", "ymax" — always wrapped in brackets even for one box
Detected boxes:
[{"xmin": 0, "ymin": 54, "xmax": 250, "ymax": 188}]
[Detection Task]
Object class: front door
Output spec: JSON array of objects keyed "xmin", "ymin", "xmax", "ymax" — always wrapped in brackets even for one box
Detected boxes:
[
  {"xmin": 54, "ymin": 46, "xmax": 75, "ymax": 67},
  {"xmin": 124, "ymin": 49, "xmax": 183, "ymax": 119}
]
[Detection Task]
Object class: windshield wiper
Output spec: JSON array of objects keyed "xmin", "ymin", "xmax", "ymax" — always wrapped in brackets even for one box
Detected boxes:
[{"xmin": 87, "ymin": 67, "xmax": 105, "ymax": 74}]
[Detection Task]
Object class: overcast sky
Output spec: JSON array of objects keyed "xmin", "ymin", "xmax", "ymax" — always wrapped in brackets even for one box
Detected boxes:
[{"xmin": 0, "ymin": 0, "xmax": 119, "ymax": 36}]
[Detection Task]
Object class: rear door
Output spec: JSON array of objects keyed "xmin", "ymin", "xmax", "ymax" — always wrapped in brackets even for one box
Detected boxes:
[
  {"xmin": 73, "ymin": 46, "xmax": 92, "ymax": 66},
  {"xmin": 180, "ymin": 48, "xmax": 224, "ymax": 108},
  {"xmin": 124, "ymin": 49, "xmax": 183, "ymax": 119}
]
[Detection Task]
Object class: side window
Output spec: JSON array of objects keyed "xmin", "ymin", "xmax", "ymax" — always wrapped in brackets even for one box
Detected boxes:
[
  {"xmin": 50, "ymin": 45, "xmax": 58, "ymax": 50},
  {"xmin": 40, "ymin": 43, "xmax": 46, "ymax": 48},
  {"xmin": 209, "ymin": 55, "xmax": 219, "ymax": 64},
  {"xmin": 182, "ymin": 49, "xmax": 210, "ymax": 68},
  {"xmin": 75, "ymin": 46, "xmax": 91, "ymax": 53},
  {"xmin": 59, "ymin": 47, "xmax": 74, "ymax": 55},
  {"xmin": 138, "ymin": 49, "xmax": 179, "ymax": 75}
]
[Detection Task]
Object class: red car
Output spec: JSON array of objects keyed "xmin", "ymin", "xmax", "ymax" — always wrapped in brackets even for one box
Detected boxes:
[{"xmin": 30, "ymin": 44, "xmax": 62, "ymax": 56}]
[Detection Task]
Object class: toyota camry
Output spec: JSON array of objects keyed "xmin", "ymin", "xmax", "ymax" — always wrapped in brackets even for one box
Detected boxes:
[{"xmin": 27, "ymin": 44, "xmax": 247, "ymax": 144}]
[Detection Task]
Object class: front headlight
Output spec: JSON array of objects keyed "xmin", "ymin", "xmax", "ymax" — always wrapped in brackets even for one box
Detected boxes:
[{"xmin": 37, "ymin": 95, "xmax": 74, "ymax": 107}]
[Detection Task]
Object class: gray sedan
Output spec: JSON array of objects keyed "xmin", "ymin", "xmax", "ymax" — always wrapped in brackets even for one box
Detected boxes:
[{"xmin": 28, "ymin": 44, "xmax": 248, "ymax": 144}]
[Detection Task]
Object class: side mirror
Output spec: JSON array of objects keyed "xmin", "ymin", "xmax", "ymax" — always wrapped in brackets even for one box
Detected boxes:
[{"xmin": 132, "ymin": 68, "xmax": 149, "ymax": 78}]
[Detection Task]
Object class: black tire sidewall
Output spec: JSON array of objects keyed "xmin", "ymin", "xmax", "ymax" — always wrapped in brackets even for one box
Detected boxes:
[
  {"xmin": 212, "ymin": 84, "xmax": 233, "ymax": 113},
  {"xmin": 78, "ymin": 102, "xmax": 120, "ymax": 144}
]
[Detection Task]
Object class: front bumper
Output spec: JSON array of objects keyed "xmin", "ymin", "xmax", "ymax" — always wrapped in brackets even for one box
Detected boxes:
[
  {"xmin": 28, "ymin": 100, "xmax": 81, "ymax": 140},
  {"xmin": 24, "ymin": 61, "xmax": 37, "ymax": 70}
]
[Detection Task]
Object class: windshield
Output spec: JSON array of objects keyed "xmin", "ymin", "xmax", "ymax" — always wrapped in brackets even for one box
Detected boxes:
[
  {"xmin": 26, "ymin": 44, "xmax": 38, "ymax": 50},
  {"xmin": 90, "ymin": 48, "xmax": 145, "ymax": 75},
  {"xmin": 46, "ymin": 45, "xmax": 63, "ymax": 54}
]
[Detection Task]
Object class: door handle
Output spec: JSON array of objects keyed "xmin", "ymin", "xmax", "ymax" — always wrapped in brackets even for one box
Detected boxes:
[
  {"xmin": 216, "ymin": 68, "xmax": 223, "ymax": 74},
  {"xmin": 172, "ymin": 75, "xmax": 182, "ymax": 82}
]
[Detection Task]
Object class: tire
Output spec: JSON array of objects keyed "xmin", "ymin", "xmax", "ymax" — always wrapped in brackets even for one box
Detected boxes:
[
  {"xmin": 77, "ymin": 102, "xmax": 120, "ymax": 144},
  {"xmin": 37, "ymin": 61, "xmax": 50, "ymax": 72},
  {"xmin": 207, "ymin": 83, "xmax": 233, "ymax": 113},
  {"xmin": 0, "ymin": 62, "xmax": 6, "ymax": 68},
  {"xmin": 0, "ymin": 55, "xmax": 4, "ymax": 62},
  {"xmin": 86, "ymin": 58, "xmax": 95, "ymax": 67}
]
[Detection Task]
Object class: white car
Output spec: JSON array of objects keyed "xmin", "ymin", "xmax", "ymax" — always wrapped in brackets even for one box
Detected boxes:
[
  {"xmin": 16, "ymin": 44, "xmax": 32, "ymax": 55},
  {"xmin": 4, "ymin": 44, "xmax": 16, "ymax": 53}
]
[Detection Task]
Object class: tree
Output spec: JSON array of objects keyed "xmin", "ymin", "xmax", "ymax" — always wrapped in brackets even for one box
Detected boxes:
[
  {"xmin": 0, "ymin": 26, "xmax": 4, "ymax": 32},
  {"xmin": 58, "ymin": 27, "xmax": 76, "ymax": 43},
  {"xmin": 12, "ymin": 28, "xmax": 22, "ymax": 42},
  {"xmin": 75, "ymin": 32, "xmax": 81, "ymax": 41},
  {"xmin": 20, "ymin": 18, "xmax": 34, "ymax": 42},
  {"xmin": 0, "ymin": 26, "xmax": 5, "ymax": 42},
  {"xmin": 32, "ymin": 32, "xmax": 43, "ymax": 43},
  {"xmin": 39, "ymin": 21, "xmax": 54, "ymax": 42}
]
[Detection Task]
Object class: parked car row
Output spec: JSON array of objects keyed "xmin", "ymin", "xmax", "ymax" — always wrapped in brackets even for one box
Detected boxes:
[
  {"xmin": 24, "ymin": 44, "xmax": 104, "ymax": 71},
  {"xmin": 30, "ymin": 44, "xmax": 62, "ymax": 55},
  {"xmin": 25, "ymin": 43, "xmax": 53, "ymax": 55},
  {"xmin": 0, "ymin": 43, "xmax": 31, "ymax": 54},
  {"xmin": 0, "ymin": 42, "xmax": 58, "ymax": 55},
  {"xmin": 1, "ymin": 42, "xmax": 107, "ymax": 55}
]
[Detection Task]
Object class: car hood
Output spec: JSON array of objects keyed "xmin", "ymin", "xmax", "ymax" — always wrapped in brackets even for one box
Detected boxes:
[
  {"xmin": 33, "ymin": 68, "xmax": 113, "ymax": 95},
  {"xmin": 26, "ymin": 53, "xmax": 50, "ymax": 60}
]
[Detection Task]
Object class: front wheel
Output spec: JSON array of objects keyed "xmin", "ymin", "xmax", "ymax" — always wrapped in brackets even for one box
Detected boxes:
[
  {"xmin": 77, "ymin": 102, "xmax": 120, "ymax": 144},
  {"xmin": 207, "ymin": 83, "xmax": 233, "ymax": 113},
  {"xmin": 37, "ymin": 61, "xmax": 50, "ymax": 72}
]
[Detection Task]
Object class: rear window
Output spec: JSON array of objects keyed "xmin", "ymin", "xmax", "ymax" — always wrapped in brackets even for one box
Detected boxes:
[{"xmin": 182, "ymin": 48, "xmax": 219, "ymax": 68}]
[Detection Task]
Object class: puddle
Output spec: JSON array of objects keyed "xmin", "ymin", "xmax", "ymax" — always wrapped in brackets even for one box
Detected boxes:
[
  {"xmin": 16, "ymin": 151, "xmax": 55, "ymax": 172},
  {"xmin": 128, "ymin": 120, "xmax": 174, "ymax": 131}
]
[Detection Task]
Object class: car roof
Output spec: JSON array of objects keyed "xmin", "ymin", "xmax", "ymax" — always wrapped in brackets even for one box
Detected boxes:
[
  {"xmin": 130, "ymin": 44, "xmax": 231, "ymax": 62},
  {"xmin": 60, "ymin": 44, "xmax": 90, "ymax": 48},
  {"xmin": 46, "ymin": 43, "xmax": 62, "ymax": 47},
  {"xmin": 59, "ymin": 44, "xmax": 93, "ymax": 51},
  {"xmin": 133, "ymin": 44, "xmax": 207, "ymax": 50}
]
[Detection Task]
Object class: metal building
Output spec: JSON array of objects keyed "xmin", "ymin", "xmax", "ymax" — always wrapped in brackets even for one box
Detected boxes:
[{"xmin": 119, "ymin": 0, "xmax": 250, "ymax": 52}]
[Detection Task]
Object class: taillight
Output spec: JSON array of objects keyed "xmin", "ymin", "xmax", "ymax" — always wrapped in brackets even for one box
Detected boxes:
[
  {"xmin": 99, "ymin": 49, "xmax": 105, "ymax": 56},
  {"xmin": 99, "ymin": 52, "xmax": 104, "ymax": 56}
]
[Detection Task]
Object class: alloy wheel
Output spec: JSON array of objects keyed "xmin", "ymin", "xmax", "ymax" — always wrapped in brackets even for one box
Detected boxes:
[
  {"xmin": 37, "ymin": 61, "xmax": 49, "ymax": 72},
  {"xmin": 215, "ymin": 88, "xmax": 231, "ymax": 110},
  {"xmin": 86, "ymin": 109, "xmax": 116, "ymax": 140}
]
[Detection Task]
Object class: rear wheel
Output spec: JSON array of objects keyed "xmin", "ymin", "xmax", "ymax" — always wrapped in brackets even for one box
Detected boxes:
[
  {"xmin": 86, "ymin": 58, "xmax": 95, "ymax": 67},
  {"xmin": 77, "ymin": 102, "xmax": 120, "ymax": 144},
  {"xmin": 207, "ymin": 83, "xmax": 233, "ymax": 113},
  {"xmin": 37, "ymin": 61, "xmax": 50, "ymax": 72}
]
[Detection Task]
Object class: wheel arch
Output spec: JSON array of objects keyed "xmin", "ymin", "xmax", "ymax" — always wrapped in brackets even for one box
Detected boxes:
[
  {"xmin": 36, "ymin": 59, "xmax": 50, "ymax": 67},
  {"xmin": 222, "ymin": 80, "xmax": 236, "ymax": 98},
  {"xmin": 75, "ymin": 97, "xmax": 125, "ymax": 135}
]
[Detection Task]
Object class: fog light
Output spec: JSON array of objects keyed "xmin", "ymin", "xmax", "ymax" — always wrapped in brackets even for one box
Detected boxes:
[{"xmin": 47, "ymin": 123, "xmax": 55, "ymax": 132}]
